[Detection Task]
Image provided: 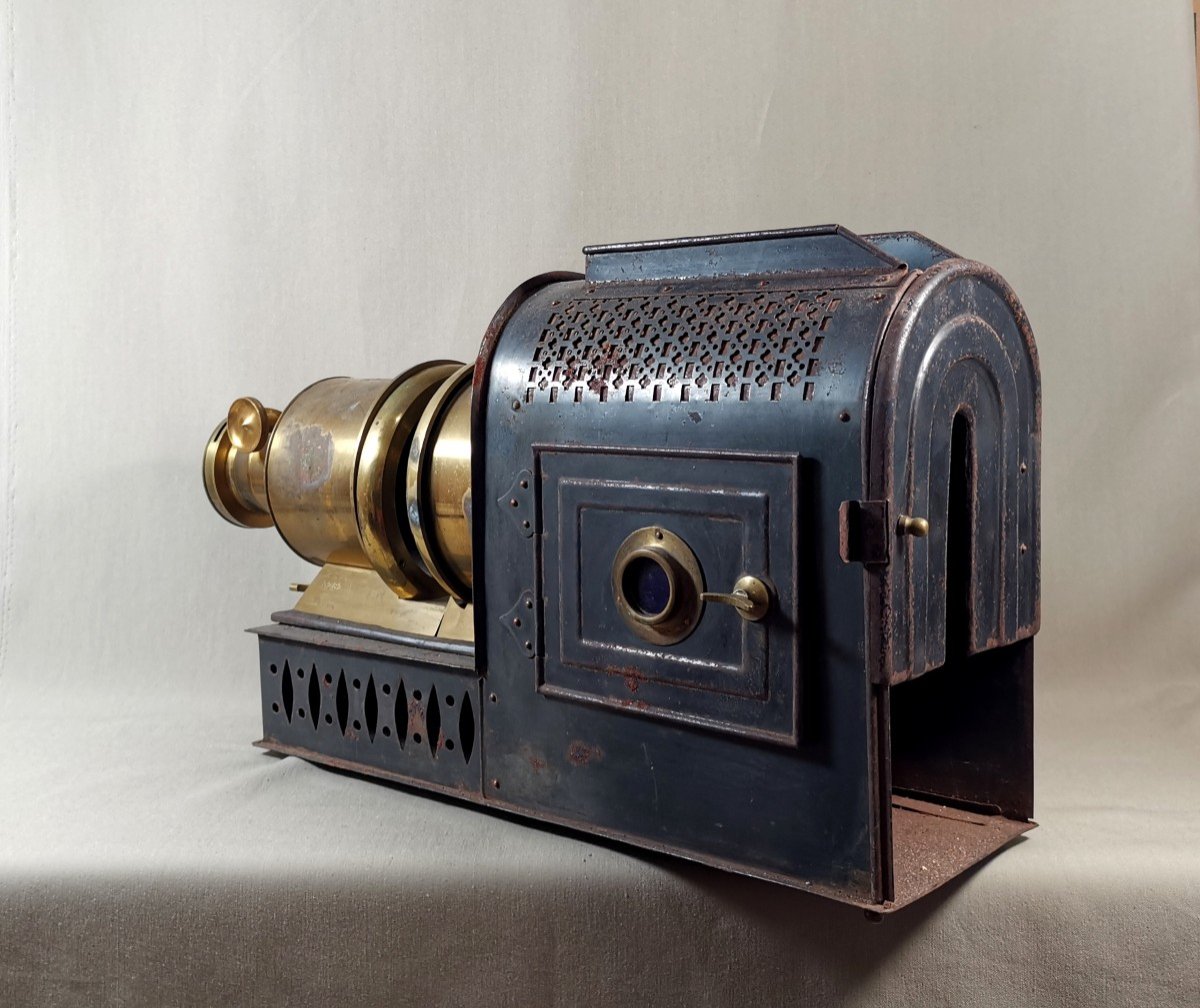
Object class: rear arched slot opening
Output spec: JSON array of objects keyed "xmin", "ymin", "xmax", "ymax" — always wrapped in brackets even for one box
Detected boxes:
[{"xmin": 890, "ymin": 406, "xmax": 1033, "ymax": 819}]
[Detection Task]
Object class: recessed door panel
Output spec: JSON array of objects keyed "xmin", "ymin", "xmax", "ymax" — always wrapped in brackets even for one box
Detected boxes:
[{"xmin": 536, "ymin": 446, "xmax": 801, "ymax": 745}]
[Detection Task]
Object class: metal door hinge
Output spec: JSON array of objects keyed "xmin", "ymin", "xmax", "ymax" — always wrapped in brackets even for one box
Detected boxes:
[
  {"xmin": 501, "ymin": 589, "xmax": 538, "ymax": 658},
  {"xmin": 499, "ymin": 469, "xmax": 535, "ymax": 538}
]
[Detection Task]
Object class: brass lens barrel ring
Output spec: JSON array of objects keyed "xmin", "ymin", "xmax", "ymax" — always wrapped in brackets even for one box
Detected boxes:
[
  {"xmin": 355, "ymin": 361, "xmax": 462, "ymax": 598},
  {"xmin": 612, "ymin": 527, "xmax": 705, "ymax": 645},
  {"xmin": 405, "ymin": 364, "xmax": 474, "ymax": 602}
]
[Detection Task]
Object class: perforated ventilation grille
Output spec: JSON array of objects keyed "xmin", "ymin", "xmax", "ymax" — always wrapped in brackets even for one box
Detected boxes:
[
  {"xmin": 524, "ymin": 289, "xmax": 842, "ymax": 405},
  {"xmin": 266, "ymin": 658, "xmax": 477, "ymax": 767}
]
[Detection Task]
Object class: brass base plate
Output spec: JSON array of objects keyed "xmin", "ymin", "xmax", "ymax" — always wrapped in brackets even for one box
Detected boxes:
[
  {"xmin": 291, "ymin": 563, "xmax": 474, "ymax": 642},
  {"xmin": 293, "ymin": 564, "xmax": 445, "ymax": 636},
  {"xmin": 437, "ymin": 599, "xmax": 475, "ymax": 642}
]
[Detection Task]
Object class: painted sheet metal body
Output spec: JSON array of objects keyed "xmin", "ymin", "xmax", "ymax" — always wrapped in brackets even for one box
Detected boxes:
[{"xmin": 479, "ymin": 232, "xmax": 902, "ymax": 901}]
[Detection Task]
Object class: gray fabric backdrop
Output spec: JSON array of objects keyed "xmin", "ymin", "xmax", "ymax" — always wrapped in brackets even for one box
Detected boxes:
[{"xmin": 1, "ymin": 1, "xmax": 1198, "ymax": 1004}]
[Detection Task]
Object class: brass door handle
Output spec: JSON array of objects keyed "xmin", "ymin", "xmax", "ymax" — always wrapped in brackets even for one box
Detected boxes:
[
  {"xmin": 701, "ymin": 575, "xmax": 772, "ymax": 622},
  {"xmin": 896, "ymin": 514, "xmax": 930, "ymax": 537}
]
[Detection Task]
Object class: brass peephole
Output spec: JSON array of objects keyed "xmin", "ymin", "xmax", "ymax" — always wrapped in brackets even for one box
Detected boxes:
[
  {"xmin": 612, "ymin": 526, "xmax": 774, "ymax": 644},
  {"xmin": 612, "ymin": 527, "xmax": 706, "ymax": 645},
  {"xmin": 202, "ymin": 361, "xmax": 475, "ymax": 635}
]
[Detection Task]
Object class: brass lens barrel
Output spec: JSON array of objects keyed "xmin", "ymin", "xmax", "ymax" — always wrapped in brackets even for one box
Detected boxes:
[
  {"xmin": 267, "ymin": 376, "xmax": 398, "ymax": 568},
  {"xmin": 201, "ymin": 360, "xmax": 469, "ymax": 602}
]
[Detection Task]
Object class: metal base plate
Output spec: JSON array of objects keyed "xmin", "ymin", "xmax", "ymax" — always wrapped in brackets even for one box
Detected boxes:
[{"xmin": 890, "ymin": 795, "xmax": 1035, "ymax": 910}]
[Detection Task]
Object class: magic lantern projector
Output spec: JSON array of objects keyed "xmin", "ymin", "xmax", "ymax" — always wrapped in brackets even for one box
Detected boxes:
[{"xmin": 203, "ymin": 226, "xmax": 1039, "ymax": 912}]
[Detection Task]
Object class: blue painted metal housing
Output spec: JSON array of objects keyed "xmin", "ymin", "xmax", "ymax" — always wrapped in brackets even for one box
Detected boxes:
[{"xmin": 469, "ymin": 226, "xmax": 1039, "ymax": 906}]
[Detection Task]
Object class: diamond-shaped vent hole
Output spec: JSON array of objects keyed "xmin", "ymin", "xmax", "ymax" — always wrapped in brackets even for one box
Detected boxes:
[
  {"xmin": 426, "ymin": 686, "xmax": 441, "ymax": 760},
  {"xmin": 281, "ymin": 662, "xmax": 293, "ymax": 722},
  {"xmin": 336, "ymin": 671, "xmax": 349, "ymax": 736},
  {"xmin": 396, "ymin": 680, "xmax": 408, "ymax": 750},
  {"xmin": 459, "ymin": 691, "xmax": 475, "ymax": 765},
  {"xmin": 307, "ymin": 665, "xmax": 320, "ymax": 729},
  {"xmin": 365, "ymin": 675, "xmax": 378, "ymax": 742}
]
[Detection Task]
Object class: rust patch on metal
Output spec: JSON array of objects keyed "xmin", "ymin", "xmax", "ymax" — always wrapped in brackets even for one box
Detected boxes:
[
  {"xmin": 618, "ymin": 666, "xmax": 645, "ymax": 693},
  {"xmin": 516, "ymin": 742, "xmax": 553, "ymax": 778},
  {"xmin": 567, "ymin": 740, "xmax": 604, "ymax": 766},
  {"xmin": 407, "ymin": 697, "xmax": 427, "ymax": 741}
]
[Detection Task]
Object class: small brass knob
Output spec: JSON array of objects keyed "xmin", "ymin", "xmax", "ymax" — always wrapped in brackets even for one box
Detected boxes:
[
  {"xmin": 227, "ymin": 396, "xmax": 279, "ymax": 453},
  {"xmin": 701, "ymin": 575, "xmax": 772, "ymax": 622},
  {"xmin": 897, "ymin": 515, "xmax": 930, "ymax": 538}
]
